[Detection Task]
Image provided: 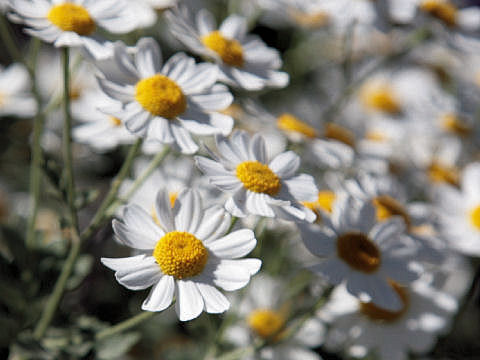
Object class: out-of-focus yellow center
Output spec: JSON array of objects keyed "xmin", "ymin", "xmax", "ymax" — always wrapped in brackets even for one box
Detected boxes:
[
  {"xmin": 365, "ymin": 130, "xmax": 389, "ymax": 142},
  {"xmin": 291, "ymin": 10, "xmax": 329, "ymax": 28},
  {"xmin": 337, "ymin": 231, "xmax": 381, "ymax": 273},
  {"xmin": 236, "ymin": 161, "xmax": 281, "ymax": 196},
  {"xmin": 201, "ymin": 31, "xmax": 244, "ymax": 67},
  {"xmin": 221, "ymin": 103, "xmax": 244, "ymax": 119},
  {"xmin": 277, "ymin": 113, "xmax": 317, "ymax": 139},
  {"xmin": 324, "ymin": 123, "xmax": 356, "ymax": 147},
  {"xmin": 135, "ymin": 74, "xmax": 187, "ymax": 118},
  {"xmin": 360, "ymin": 281, "xmax": 409, "ymax": 322},
  {"xmin": 420, "ymin": 0, "xmax": 457, "ymax": 27},
  {"xmin": 427, "ymin": 162, "xmax": 459, "ymax": 186},
  {"xmin": 372, "ymin": 195, "xmax": 412, "ymax": 229},
  {"xmin": 247, "ymin": 309, "xmax": 286, "ymax": 340},
  {"xmin": 440, "ymin": 113, "xmax": 472, "ymax": 136},
  {"xmin": 109, "ymin": 116, "xmax": 122, "ymax": 127},
  {"xmin": 153, "ymin": 231, "xmax": 208, "ymax": 279},
  {"xmin": 303, "ymin": 190, "xmax": 336, "ymax": 217},
  {"xmin": 360, "ymin": 81, "xmax": 401, "ymax": 115},
  {"xmin": 470, "ymin": 206, "xmax": 480, "ymax": 231},
  {"xmin": 47, "ymin": 3, "xmax": 96, "ymax": 35}
]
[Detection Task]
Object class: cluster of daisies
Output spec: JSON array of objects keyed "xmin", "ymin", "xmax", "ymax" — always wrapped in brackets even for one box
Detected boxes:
[{"xmin": 1, "ymin": 0, "xmax": 480, "ymax": 359}]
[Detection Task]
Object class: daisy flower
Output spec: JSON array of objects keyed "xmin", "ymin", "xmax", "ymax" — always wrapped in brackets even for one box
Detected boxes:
[
  {"xmin": 224, "ymin": 275, "xmax": 325, "ymax": 360},
  {"xmin": 433, "ymin": 162, "xmax": 480, "ymax": 256},
  {"xmin": 299, "ymin": 195, "xmax": 420, "ymax": 311},
  {"xmin": 102, "ymin": 188, "xmax": 261, "ymax": 321},
  {"xmin": 195, "ymin": 130, "xmax": 318, "ymax": 222},
  {"xmin": 72, "ymin": 90, "xmax": 136, "ymax": 152},
  {"xmin": 0, "ymin": 63, "xmax": 36, "ymax": 118},
  {"xmin": 319, "ymin": 275, "xmax": 457, "ymax": 360},
  {"xmin": 96, "ymin": 37, "xmax": 234, "ymax": 154},
  {"xmin": 125, "ymin": 0, "xmax": 178, "ymax": 28},
  {"xmin": 8, "ymin": 0, "xmax": 137, "ymax": 55},
  {"xmin": 165, "ymin": 8, "xmax": 289, "ymax": 91}
]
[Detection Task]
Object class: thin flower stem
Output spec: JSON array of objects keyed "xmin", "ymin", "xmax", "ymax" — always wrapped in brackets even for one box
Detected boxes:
[
  {"xmin": 0, "ymin": 15, "xmax": 22, "ymax": 62},
  {"xmin": 33, "ymin": 228, "xmax": 81, "ymax": 339},
  {"xmin": 81, "ymin": 138, "xmax": 143, "ymax": 240},
  {"xmin": 25, "ymin": 39, "xmax": 45, "ymax": 249},
  {"xmin": 95, "ymin": 311, "xmax": 156, "ymax": 341},
  {"xmin": 62, "ymin": 47, "xmax": 78, "ymax": 230}
]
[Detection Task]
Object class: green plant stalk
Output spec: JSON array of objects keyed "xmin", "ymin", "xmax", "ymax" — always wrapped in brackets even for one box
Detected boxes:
[
  {"xmin": 0, "ymin": 15, "xmax": 22, "ymax": 62},
  {"xmin": 81, "ymin": 137, "xmax": 143, "ymax": 239},
  {"xmin": 95, "ymin": 311, "xmax": 156, "ymax": 341},
  {"xmin": 26, "ymin": 39, "xmax": 44, "ymax": 249}
]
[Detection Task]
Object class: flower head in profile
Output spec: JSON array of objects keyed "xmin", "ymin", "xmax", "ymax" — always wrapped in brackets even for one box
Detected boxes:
[
  {"xmin": 102, "ymin": 189, "xmax": 261, "ymax": 321},
  {"xmin": 166, "ymin": 8, "xmax": 289, "ymax": 91},
  {"xmin": 299, "ymin": 195, "xmax": 420, "ymax": 311},
  {"xmin": 195, "ymin": 130, "xmax": 318, "ymax": 222},
  {"xmin": 97, "ymin": 38, "xmax": 234, "ymax": 154},
  {"xmin": 8, "ymin": 0, "xmax": 137, "ymax": 54}
]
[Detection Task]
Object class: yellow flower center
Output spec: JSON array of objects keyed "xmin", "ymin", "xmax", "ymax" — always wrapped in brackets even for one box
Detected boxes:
[
  {"xmin": 153, "ymin": 231, "xmax": 208, "ymax": 279},
  {"xmin": 372, "ymin": 195, "xmax": 412, "ymax": 229},
  {"xmin": 427, "ymin": 162, "xmax": 459, "ymax": 186},
  {"xmin": 201, "ymin": 31, "xmax": 244, "ymax": 67},
  {"xmin": 337, "ymin": 231, "xmax": 381, "ymax": 273},
  {"xmin": 324, "ymin": 123, "xmax": 356, "ymax": 148},
  {"xmin": 440, "ymin": 113, "xmax": 472, "ymax": 137},
  {"xmin": 236, "ymin": 161, "xmax": 281, "ymax": 196},
  {"xmin": 303, "ymin": 190, "xmax": 336, "ymax": 216},
  {"xmin": 109, "ymin": 116, "xmax": 122, "ymax": 127},
  {"xmin": 365, "ymin": 130, "xmax": 389, "ymax": 142},
  {"xmin": 247, "ymin": 309, "xmax": 286, "ymax": 340},
  {"xmin": 470, "ymin": 206, "xmax": 480, "ymax": 231},
  {"xmin": 290, "ymin": 10, "xmax": 330, "ymax": 28},
  {"xmin": 47, "ymin": 3, "xmax": 96, "ymax": 36},
  {"xmin": 360, "ymin": 281, "xmax": 409, "ymax": 322},
  {"xmin": 135, "ymin": 74, "xmax": 187, "ymax": 118},
  {"xmin": 420, "ymin": 0, "xmax": 457, "ymax": 27},
  {"xmin": 277, "ymin": 113, "xmax": 317, "ymax": 139},
  {"xmin": 360, "ymin": 81, "xmax": 401, "ymax": 115}
]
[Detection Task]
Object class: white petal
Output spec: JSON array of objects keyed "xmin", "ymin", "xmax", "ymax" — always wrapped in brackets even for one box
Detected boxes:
[
  {"xmin": 135, "ymin": 37, "xmax": 162, "ymax": 77},
  {"xmin": 101, "ymin": 255, "xmax": 161, "ymax": 290},
  {"xmin": 171, "ymin": 123, "xmax": 199, "ymax": 154},
  {"xmin": 246, "ymin": 192, "xmax": 275, "ymax": 217},
  {"xmin": 219, "ymin": 15, "xmax": 246, "ymax": 39},
  {"xmin": 175, "ymin": 280, "xmax": 204, "ymax": 321},
  {"xmin": 207, "ymin": 229, "xmax": 256, "ymax": 259},
  {"xmin": 142, "ymin": 275, "xmax": 175, "ymax": 311},
  {"xmin": 154, "ymin": 189, "xmax": 175, "ymax": 232},
  {"xmin": 195, "ymin": 205, "xmax": 231, "ymax": 243},
  {"xmin": 148, "ymin": 117, "xmax": 174, "ymax": 144},
  {"xmin": 249, "ymin": 133, "xmax": 267, "ymax": 164},
  {"xmin": 310, "ymin": 258, "xmax": 349, "ymax": 285},
  {"xmin": 196, "ymin": 282, "xmax": 230, "ymax": 313},
  {"xmin": 283, "ymin": 174, "xmax": 318, "ymax": 202},
  {"xmin": 269, "ymin": 151, "xmax": 300, "ymax": 178},
  {"xmin": 173, "ymin": 189, "xmax": 202, "ymax": 233},
  {"xmin": 299, "ymin": 223, "xmax": 336, "ymax": 256},
  {"xmin": 179, "ymin": 63, "xmax": 219, "ymax": 94}
]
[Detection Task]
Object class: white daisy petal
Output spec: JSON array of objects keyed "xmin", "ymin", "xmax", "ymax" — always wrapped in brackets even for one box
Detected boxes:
[
  {"xmin": 135, "ymin": 37, "xmax": 162, "ymax": 77},
  {"xmin": 196, "ymin": 282, "xmax": 230, "ymax": 313},
  {"xmin": 196, "ymin": 8, "xmax": 216, "ymax": 35},
  {"xmin": 207, "ymin": 229, "xmax": 256, "ymax": 259},
  {"xmin": 122, "ymin": 204, "xmax": 164, "ymax": 239},
  {"xmin": 269, "ymin": 151, "xmax": 300, "ymax": 178},
  {"xmin": 310, "ymin": 258, "xmax": 350, "ymax": 285},
  {"xmin": 175, "ymin": 280, "xmax": 204, "ymax": 321},
  {"xmin": 174, "ymin": 189, "xmax": 202, "ymax": 233},
  {"xmin": 170, "ymin": 123, "xmax": 199, "ymax": 154},
  {"xmin": 142, "ymin": 275, "xmax": 175, "ymax": 312},
  {"xmin": 154, "ymin": 188, "xmax": 176, "ymax": 232},
  {"xmin": 195, "ymin": 205, "xmax": 231, "ymax": 243},
  {"xmin": 148, "ymin": 117, "xmax": 174, "ymax": 144},
  {"xmin": 97, "ymin": 78, "xmax": 134, "ymax": 102},
  {"xmin": 299, "ymin": 224, "xmax": 336, "ymax": 256},
  {"xmin": 249, "ymin": 133, "xmax": 267, "ymax": 164},
  {"xmin": 219, "ymin": 14, "xmax": 247, "ymax": 39},
  {"xmin": 370, "ymin": 218, "xmax": 405, "ymax": 246},
  {"xmin": 246, "ymin": 192, "xmax": 275, "ymax": 217},
  {"xmin": 101, "ymin": 255, "xmax": 161, "ymax": 290},
  {"xmin": 179, "ymin": 63, "xmax": 219, "ymax": 94}
]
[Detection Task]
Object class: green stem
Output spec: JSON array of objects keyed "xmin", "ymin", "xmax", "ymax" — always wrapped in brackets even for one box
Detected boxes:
[
  {"xmin": 61, "ymin": 47, "xmax": 78, "ymax": 230},
  {"xmin": 33, "ymin": 228, "xmax": 81, "ymax": 339},
  {"xmin": 26, "ymin": 39, "xmax": 44, "ymax": 249},
  {"xmin": 95, "ymin": 311, "xmax": 156, "ymax": 341},
  {"xmin": 0, "ymin": 15, "xmax": 22, "ymax": 62}
]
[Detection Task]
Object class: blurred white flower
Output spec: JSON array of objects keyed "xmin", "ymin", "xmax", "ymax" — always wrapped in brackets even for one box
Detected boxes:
[
  {"xmin": 0, "ymin": 63, "xmax": 36, "ymax": 117},
  {"xmin": 166, "ymin": 8, "xmax": 289, "ymax": 91},
  {"xmin": 195, "ymin": 130, "xmax": 317, "ymax": 222},
  {"xmin": 299, "ymin": 195, "xmax": 420, "ymax": 311},
  {"xmin": 102, "ymin": 189, "xmax": 261, "ymax": 321},
  {"xmin": 96, "ymin": 38, "xmax": 234, "ymax": 154}
]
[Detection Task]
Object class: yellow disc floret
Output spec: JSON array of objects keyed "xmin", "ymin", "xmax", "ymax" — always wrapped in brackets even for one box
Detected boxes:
[
  {"xmin": 201, "ymin": 31, "xmax": 244, "ymax": 67},
  {"xmin": 135, "ymin": 74, "xmax": 187, "ymax": 118},
  {"xmin": 420, "ymin": 0, "xmax": 457, "ymax": 27},
  {"xmin": 324, "ymin": 123, "xmax": 356, "ymax": 148},
  {"xmin": 470, "ymin": 205, "xmax": 480, "ymax": 231},
  {"xmin": 441, "ymin": 113, "xmax": 472, "ymax": 137},
  {"xmin": 303, "ymin": 190, "xmax": 336, "ymax": 217},
  {"xmin": 337, "ymin": 231, "xmax": 381, "ymax": 273},
  {"xmin": 247, "ymin": 309, "xmax": 286, "ymax": 340},
  {"xmin": 153, "ymin": 231, "xmax": 208, "ymax": 279},
  {"xmin": 427, "ymin": 162, "xmax": 459, "ymax": 186},
  {"xmin": 372, "ymin": 195, "xmax": 412, "ymax": 229},
  {"xmin": 360, "ymin": 281, "xmax": 409, "ymax": 322},
  {"xmin": 277, "ymin": 113, "xmax": 317, "ymax": 138},
  {"xmin": 236, "ymin": 161, "xmax": 281, "ymax": 196},
  {"xmin": 47, "ymin": 3, "xmax": 96, "ymax": 36},
  {"xmin": 360, "ymin": 81, "xmax": 401, "ymax": 115}
]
